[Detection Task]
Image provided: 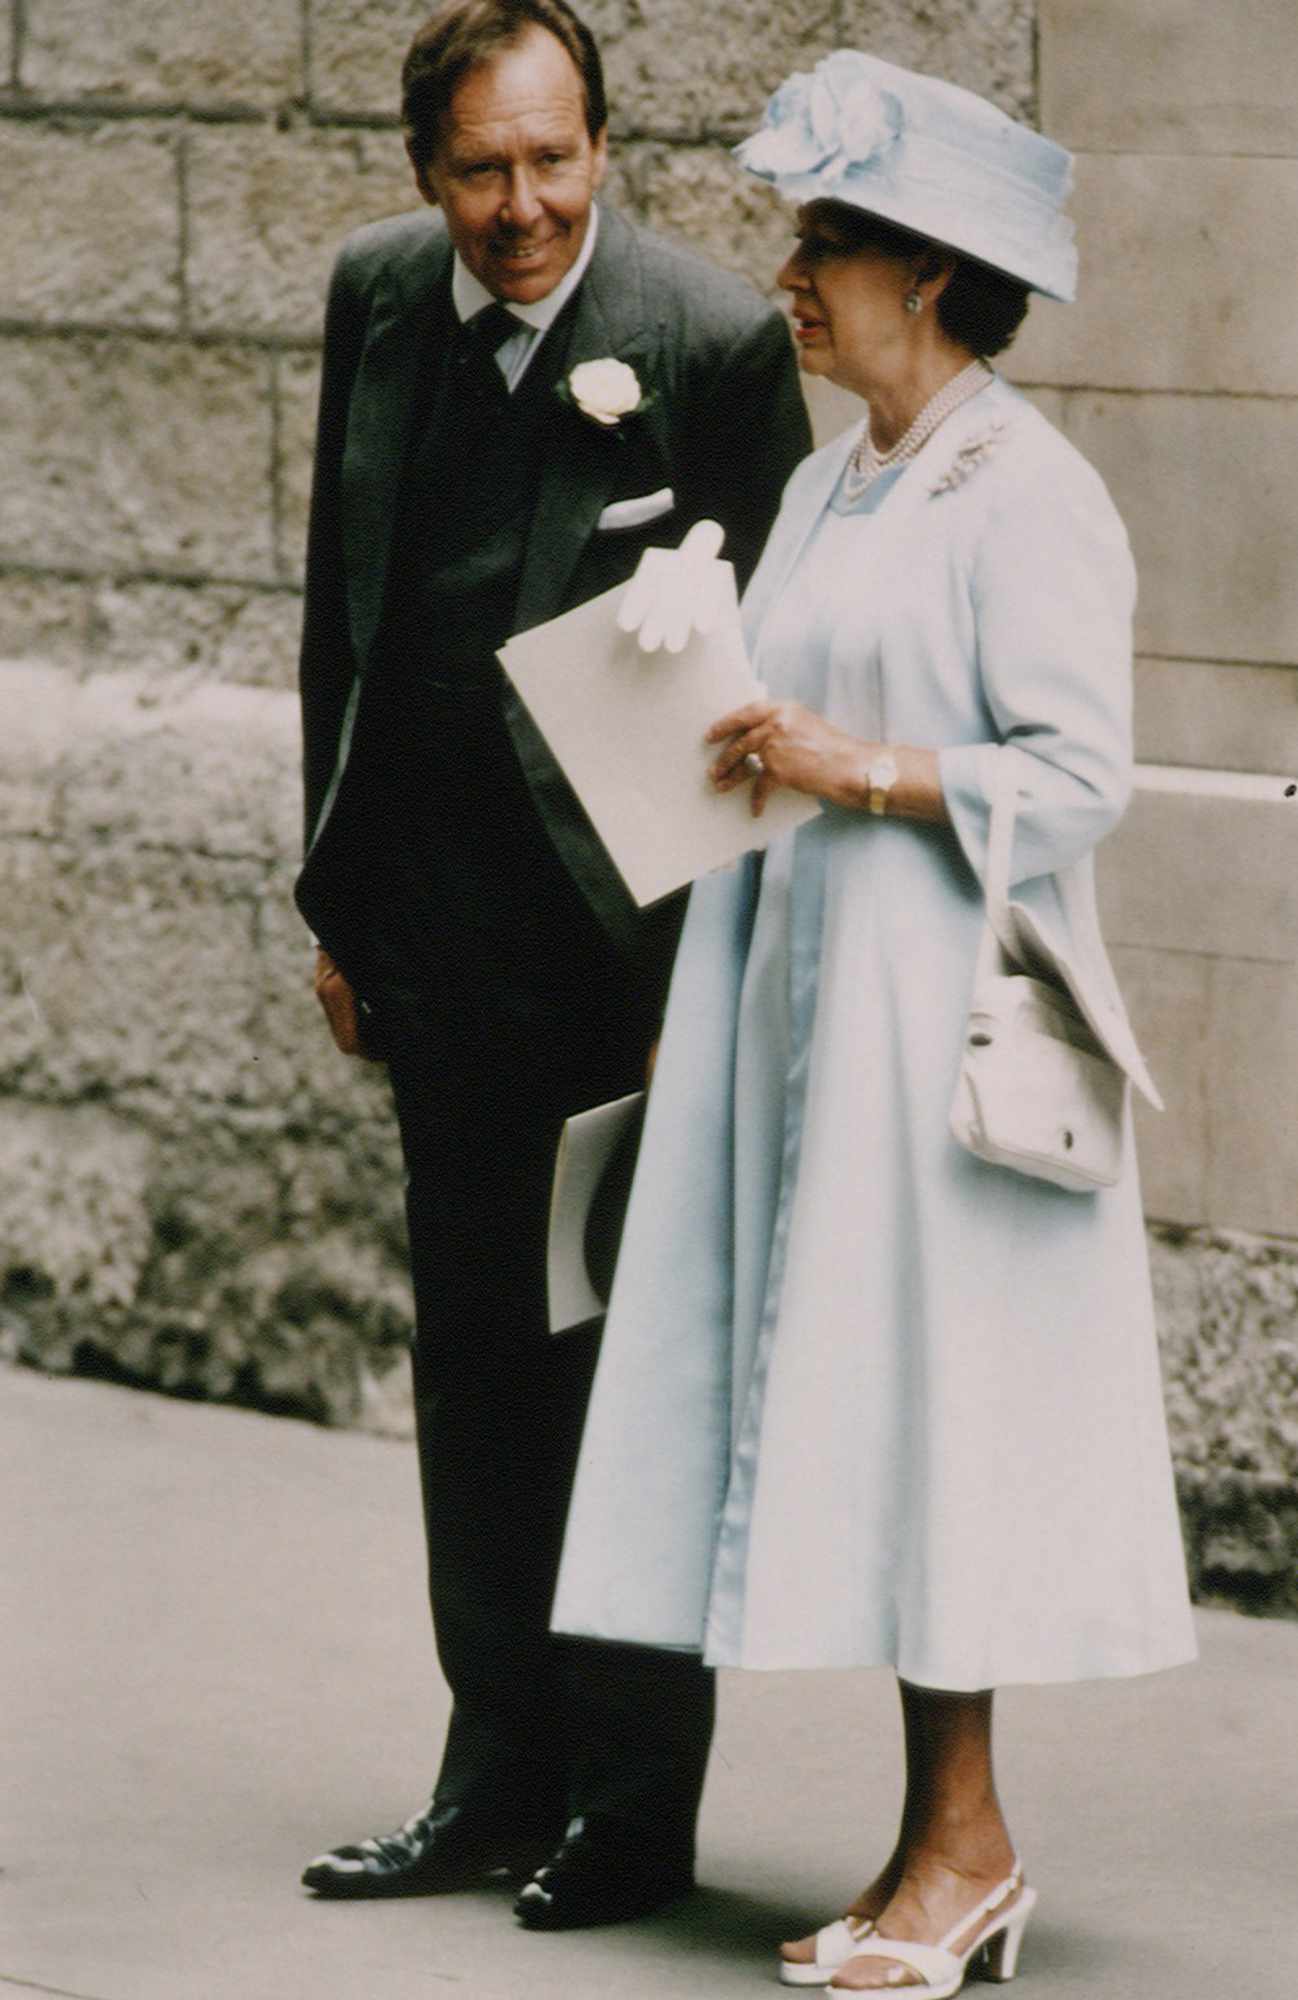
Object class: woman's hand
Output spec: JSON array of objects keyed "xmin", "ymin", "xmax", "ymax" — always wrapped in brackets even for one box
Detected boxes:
[
  {"xmin": 706, "ymin": 702, "xmax": 951, "ymax": 824},
  {"xmin": 707, "ymin": 699, "xmax": 870, "ymax": 817},
  {"xmin": 618, "ymin": 520, "xmax": 729, "ymax": 654}
]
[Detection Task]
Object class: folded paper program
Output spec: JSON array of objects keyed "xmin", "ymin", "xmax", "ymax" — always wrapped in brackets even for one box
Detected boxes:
[{"xmin": 500, "ymin": 573, "xmax": 818, "ymax": 907}]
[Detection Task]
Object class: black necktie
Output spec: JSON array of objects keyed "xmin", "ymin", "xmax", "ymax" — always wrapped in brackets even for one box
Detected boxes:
[
  {"xmin": 467, "ymin": 301, "xmax": 521, "ymax": 355},
  {"xmin": 456, "ymin": 302, "xmax": 521, "ymax": 399}
]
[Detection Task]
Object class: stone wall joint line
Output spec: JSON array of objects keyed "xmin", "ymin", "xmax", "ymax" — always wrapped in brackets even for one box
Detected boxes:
[
  {"xmin": 1050, "ymin": 383, "xmax": 1298, "ymax": 408},
  {"xmin": 0, "ymin": 94, "xmax": 268, "ymax": 125},
  {"xmin": 175, "ymin": 126, "xmax": 192, "ymax": 335},
  {"xmin": 0, "ymin": 319, "xmax": 319, "ymax": 354},
  {"xmin": 10, "ymin": 0, "xmax": 25, "ymax": 92},
  {"xmin": 0, "ymin": 560, "xmax": 302, "ymax": 597}
]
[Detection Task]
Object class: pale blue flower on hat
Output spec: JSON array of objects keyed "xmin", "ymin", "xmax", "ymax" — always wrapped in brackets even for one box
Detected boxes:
[
  {"xmin": 738, "ymin": 52, "xmax": 903, "ymax": 188},
  {"xmin": 818, "ymin": 50, "xmax": 905, "ymax": 182}
]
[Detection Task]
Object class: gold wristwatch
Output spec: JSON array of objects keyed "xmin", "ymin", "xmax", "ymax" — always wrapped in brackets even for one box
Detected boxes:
[{"xmin": 866, "ymin": 749, "xmax": 900, "ymax": 816}]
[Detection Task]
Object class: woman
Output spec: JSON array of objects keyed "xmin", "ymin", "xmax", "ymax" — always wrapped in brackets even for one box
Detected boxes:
[{"xmin": 552, "ymin": 50, "xmax": 1196, "ymax": 1996}]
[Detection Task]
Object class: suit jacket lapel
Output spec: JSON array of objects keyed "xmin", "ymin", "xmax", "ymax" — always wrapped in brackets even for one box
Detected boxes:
[
  {"xmin": 513, "ymin": 209, "xmax": 659, "ymax": 635},
  {"xmin": 344, "ymin": 229, "xmax": 452, "ymax": 672}
]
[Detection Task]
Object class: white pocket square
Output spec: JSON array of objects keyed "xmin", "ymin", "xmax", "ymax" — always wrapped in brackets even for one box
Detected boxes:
[{"xmin": 595, "ymin": 487, "xmax": 675, "ymax": 533}]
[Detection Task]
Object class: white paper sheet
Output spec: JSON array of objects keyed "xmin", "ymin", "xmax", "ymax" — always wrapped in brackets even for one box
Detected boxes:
[
  {"xmin": 547, "ymin": 1091, "xmax": 645, "ymax": 1335},
  {"xmin": 501, "ymin": 572, "xmax": 820, "ymax": 907}
]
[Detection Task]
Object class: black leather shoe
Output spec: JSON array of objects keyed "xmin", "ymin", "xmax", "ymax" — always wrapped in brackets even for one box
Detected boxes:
[
  {"xmin": 301, "ymin": 1798, "xmax": 557, "ymax": 1899},
  {"xmin": 513, "ymin": 1816, "xmax": 695, "ymax": 1930}
]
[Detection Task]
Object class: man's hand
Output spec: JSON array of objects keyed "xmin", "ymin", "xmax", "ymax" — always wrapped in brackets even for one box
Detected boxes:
[
  {"xmin": 313, "ymin": 947, "xmax": 381, "ymax": 1060},
  {"xmin": 617, "ymin": 519, "xmax": 730, "ymax": 654}
]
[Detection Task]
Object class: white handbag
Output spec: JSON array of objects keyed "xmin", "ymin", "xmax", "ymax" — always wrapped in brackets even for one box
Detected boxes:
[{"xmin": 949, "ymin": 762, "xmax": 1129, "ymax": 1193}]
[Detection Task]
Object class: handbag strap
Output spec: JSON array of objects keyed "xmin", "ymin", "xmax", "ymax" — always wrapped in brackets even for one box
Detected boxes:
[
  {"xmin": 984, "ymin": 752, "xmax": 1094, "ymax": 967},
  {"xmin": 982, "ymin": 751, "xmax": 1024, "ymax": 966}
]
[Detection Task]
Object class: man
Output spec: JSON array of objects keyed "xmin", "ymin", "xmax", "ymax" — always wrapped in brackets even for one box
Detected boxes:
[{"xmin": 295, "ymin": 0, "xmax": 809, "ymax": 1931}]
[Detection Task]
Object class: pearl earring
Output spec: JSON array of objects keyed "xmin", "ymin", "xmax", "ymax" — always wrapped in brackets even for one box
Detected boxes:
[{"xmin": 905, "ymin": 289, "xmax": 923, "ymax": 315}]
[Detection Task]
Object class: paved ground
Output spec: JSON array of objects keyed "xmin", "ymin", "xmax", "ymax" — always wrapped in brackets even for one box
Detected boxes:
[{"xmin": 2, "ymin": 1364, "xmax": 1295, "ymax": 2000}]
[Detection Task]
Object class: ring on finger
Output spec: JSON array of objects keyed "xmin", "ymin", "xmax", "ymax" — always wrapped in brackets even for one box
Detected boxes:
[{"xmin": 743, "ymin": 751, "xmax": 765, "ymax": 777}]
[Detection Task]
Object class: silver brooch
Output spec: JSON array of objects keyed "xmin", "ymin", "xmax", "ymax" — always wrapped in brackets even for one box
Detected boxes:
[{"xmin": 928, "ymin": 419, "xmax": 1010, "ymax": 497}]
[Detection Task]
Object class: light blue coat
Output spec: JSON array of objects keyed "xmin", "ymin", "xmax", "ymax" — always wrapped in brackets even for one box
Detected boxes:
[{"xmin": 553, "ymin": 380, "xmax": 1196, "ymax": 1690}]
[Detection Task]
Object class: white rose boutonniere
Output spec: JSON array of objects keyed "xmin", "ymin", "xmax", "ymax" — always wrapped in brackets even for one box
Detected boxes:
[{"xmin": 561, "ymin": 357, "xmax": 650, "ymax": 429}]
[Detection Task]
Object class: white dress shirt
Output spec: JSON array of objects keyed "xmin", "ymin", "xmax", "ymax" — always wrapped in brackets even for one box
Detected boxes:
[{"xmin": 450, "ymin": 203, "xmax": 600, "ymax": 393}]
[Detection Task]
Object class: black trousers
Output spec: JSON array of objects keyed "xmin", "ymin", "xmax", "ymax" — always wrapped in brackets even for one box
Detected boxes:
[{"xmin": 374, "ymin": 981, "xmax": 715, "ymax": 1854}]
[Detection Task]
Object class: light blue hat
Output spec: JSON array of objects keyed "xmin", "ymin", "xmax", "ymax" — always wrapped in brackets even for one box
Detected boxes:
[{"xmin": 735, "ymin": 50, "xmax": 1077, "ymax": 303}]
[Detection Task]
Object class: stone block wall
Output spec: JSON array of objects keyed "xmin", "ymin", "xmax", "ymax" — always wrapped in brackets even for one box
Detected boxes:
[
  {"xmin": 2, "ymin": 2, "xmax": 1295, "ymax": 1611},
  {"xmin": 1007, "ymin": 2, "xmax": 1298, "ymax": 1612}
]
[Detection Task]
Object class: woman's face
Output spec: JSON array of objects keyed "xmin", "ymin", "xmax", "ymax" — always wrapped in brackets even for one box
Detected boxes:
[{"xmin": 777, "ymin": 203, "xmax": 917, "ymax": 398}]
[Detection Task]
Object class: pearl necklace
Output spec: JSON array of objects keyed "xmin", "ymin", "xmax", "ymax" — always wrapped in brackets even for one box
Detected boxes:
[{"xmin": 841, "ymin": 359, "xmax": 993, "ymax": 502}]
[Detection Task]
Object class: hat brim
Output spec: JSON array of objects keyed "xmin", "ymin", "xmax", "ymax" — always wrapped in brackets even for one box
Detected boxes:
[
  {"xmin": 754, "ymin": 166, "xmax": 1077, "ymax": 303},
  {"xmin": 759, "ymin": 167, "xmax": 1076, "ymax": 303}
]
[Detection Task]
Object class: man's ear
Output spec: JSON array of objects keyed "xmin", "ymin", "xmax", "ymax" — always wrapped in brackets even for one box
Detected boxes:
[
  {"xmin": 590, "ymin": 123, "xmax": 609, "ymax": 191},
  {"xmin": 406, "ymin": 137, "xmax": 439, "ymax": 208}
]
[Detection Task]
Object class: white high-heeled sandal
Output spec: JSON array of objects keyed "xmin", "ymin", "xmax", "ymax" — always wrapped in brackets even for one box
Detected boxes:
[
  {"xmin": 829, "ymin": 1861, "xmax": 1035, "ymax": 1996},
  {"xmin": 779, "ymin": 1913, "xmax": 876, "ymax": 1987}
]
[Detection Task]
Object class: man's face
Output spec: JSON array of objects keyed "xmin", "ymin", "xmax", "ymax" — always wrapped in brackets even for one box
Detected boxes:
[{"xmin": 417, "ymin": 24, "xmax": 608, "ymax": 304}]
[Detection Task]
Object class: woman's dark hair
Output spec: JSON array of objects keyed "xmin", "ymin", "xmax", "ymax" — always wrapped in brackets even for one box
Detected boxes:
[
  {"xmin": 823, "ymin": 204, "xmax": 1031, "ymax": 359},
  {"xmin": 402, "ymin": 0, "xmax": 606, "ymax": 177}
]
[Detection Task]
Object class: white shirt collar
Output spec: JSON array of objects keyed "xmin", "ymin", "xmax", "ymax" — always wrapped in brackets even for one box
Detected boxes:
[{"xmin": 451, "ymin": 201, "xmax": 600, "ymax": 330}]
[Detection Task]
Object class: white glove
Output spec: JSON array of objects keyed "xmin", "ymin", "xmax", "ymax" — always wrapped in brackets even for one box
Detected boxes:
[{"xmin": 616, "ymin": 519, "xmax": 730, "ymax": 654}]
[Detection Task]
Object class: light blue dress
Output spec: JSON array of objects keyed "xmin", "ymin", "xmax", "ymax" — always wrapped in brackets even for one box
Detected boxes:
[{"xmin": 552, "ymin": 379, "xmax": 1196, "ymax": 1690}]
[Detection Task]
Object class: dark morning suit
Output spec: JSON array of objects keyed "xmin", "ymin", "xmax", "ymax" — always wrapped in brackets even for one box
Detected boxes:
[{"xmin": 295, "ymin": 201, "xmax": 810, "ymax": 1854}]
